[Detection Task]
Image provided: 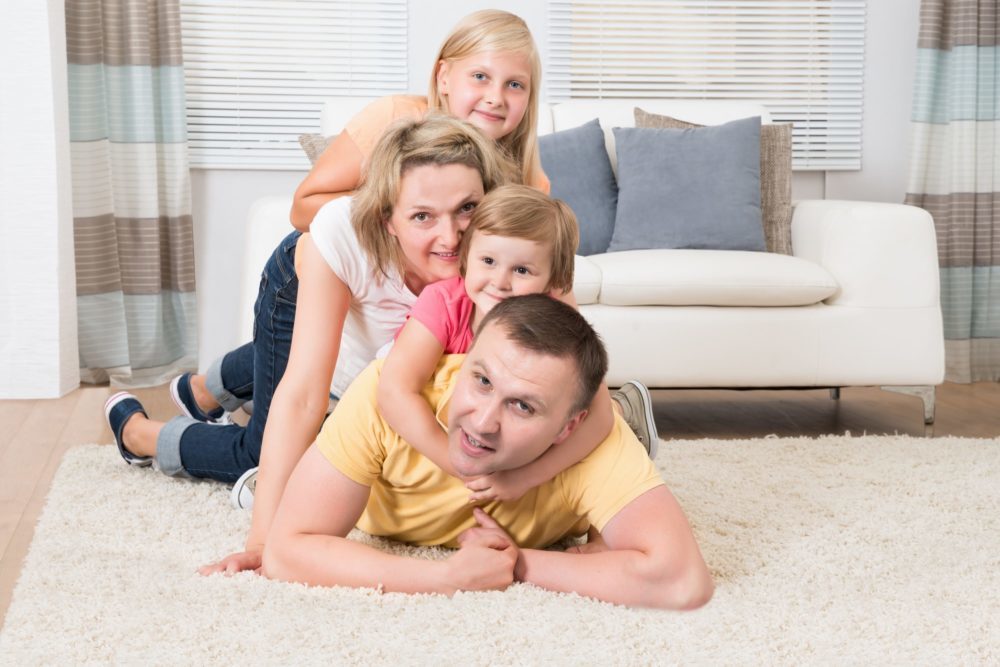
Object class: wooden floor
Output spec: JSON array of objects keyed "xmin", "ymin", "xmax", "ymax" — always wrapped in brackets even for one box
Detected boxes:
[{"xmin": 0, "ymin": 380, "xmax": 998, "ymax": 627}]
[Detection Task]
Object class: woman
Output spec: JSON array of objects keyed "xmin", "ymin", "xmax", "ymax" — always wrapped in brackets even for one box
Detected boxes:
[{"xmin": 105, "ymin": 115, "xmax": 515, "ymax": 573}]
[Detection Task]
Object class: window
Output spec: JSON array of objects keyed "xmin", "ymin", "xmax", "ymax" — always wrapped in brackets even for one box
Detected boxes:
[
  {"xmin": 547, "ymin": 1, "xmax": 866, "ymax": 170},
  {"xmin": 180, "ymin": 0, "xmax": 407, "ymax": 169}
]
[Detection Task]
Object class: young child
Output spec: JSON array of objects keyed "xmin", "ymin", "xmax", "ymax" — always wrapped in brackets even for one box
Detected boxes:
[
  {"xmin": 377, "ymin": 185, "xmax": 615, "ymax": 502},
  {"xmin": 290, "ymin": 9, "xmax": 549, "ymax": 229}
]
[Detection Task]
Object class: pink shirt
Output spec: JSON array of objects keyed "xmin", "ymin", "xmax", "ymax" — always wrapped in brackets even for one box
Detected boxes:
[{"xmin": 405, "ymin": 276, "xmax": 475, "ymax": 353}]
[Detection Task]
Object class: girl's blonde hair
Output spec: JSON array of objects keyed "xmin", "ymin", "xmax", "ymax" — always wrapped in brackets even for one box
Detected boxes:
[
  {"xmin": 352, "ymin": 114, "xmax": 515, "ymax": 282},
  {"xmin": 428, "ymin": 10, "xmax": 542, "ymax": 190},
  {"xmin": 459, "ymin": 185, "xmax": 579, "ymax": 294}
]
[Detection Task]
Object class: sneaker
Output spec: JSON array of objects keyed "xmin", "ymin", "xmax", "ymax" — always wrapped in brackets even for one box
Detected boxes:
[
  {"xmin": 170, "ymin": 373, "xmax": 229, "ymax": 424},
  {"xmin": 231, "ymin": 467, "xmax": 257, "ymax": 510},
  {"xmin": 104, "ymin": 392, "xmax": 153, "ymax": 467},
  {"xmin": 612, "ymin": 381, "xmax": 659, "ymax": 459}
]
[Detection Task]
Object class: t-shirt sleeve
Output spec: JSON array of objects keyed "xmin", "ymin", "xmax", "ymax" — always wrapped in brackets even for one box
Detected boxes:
[
  {"xmin": 315, "ymin": 361, "xmax": 389, "ymax": 486},
  {"xmin": 308, "ymin": 197, "xmax": 364, "ymax": 293},
  {"xmin": 531, "ymin": 162, "xmax": 551, "ymax": 195},
  {"xmin": 557, "ymin": 417, "xmax": 665, "ymax": 532},
  {"xmin": 344, "ymin": 95, "xmax": 427, "ymax": 161},
  {"xmin": 404, "ymin": 280, "xmax": 454, "ymax": 348},
  {"xmin": 343, "ymin": 97, "xmax": 397, "ymax": 159}
]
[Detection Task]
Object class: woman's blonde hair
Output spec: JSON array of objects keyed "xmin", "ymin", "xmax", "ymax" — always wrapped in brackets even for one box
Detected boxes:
[
  {"xmin": 459, "ymin": 185, "xmax": 579, "ymax": 294},
  {"xmin": 428, "ymin": 10, "xmax": 542, "ymax": 190},
  {"xmin": 351, "ymin": 114, "xmax": 516, "ymax": 282}
]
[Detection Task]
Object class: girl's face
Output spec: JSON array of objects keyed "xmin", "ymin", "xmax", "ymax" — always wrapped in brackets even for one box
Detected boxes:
[
  {"xmin": 387, "ymin": 163, "xmax": 484, "ymax": 295},
  {"xmin": 436, "ymin": 50, "xmax": 532, "ymax": 142},
  {"xmin": 463, "ymin": 230, "xmax": 553, "ymax": 327}
]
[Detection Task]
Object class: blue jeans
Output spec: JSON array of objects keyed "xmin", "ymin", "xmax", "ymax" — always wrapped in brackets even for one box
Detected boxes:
[{"xmin": 154, "ymin": 231, "xmax": 300, "ymax": 483}]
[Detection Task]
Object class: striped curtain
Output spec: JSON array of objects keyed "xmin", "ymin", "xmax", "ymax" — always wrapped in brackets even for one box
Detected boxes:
[
  {"xmin": 906, "ymin": 0, "xmax": 1000, "ymax": 383},
  {"xmin": 66, "ymin": 0, "xmax": 198, "ymax": 387}
]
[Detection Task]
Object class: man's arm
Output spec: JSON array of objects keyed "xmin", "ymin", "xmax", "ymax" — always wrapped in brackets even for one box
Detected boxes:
[
  {"xmin": 262, "ymin": 445, "xmax": 518, "ymax": 594},
  {"xmin": 513, "ymin": 485, "xmax": 714, "ymax": 610}
]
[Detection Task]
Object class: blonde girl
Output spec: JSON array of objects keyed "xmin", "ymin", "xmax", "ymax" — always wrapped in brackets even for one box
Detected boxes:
[{"xmin": 290, "ymin": 9, "xmax": 548, "ymax": 229}]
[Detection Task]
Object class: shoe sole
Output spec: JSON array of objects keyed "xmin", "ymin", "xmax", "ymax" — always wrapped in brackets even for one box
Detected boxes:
[
  {"xmin": 170, "ymin": 375, "xmax": 229, "ymax": 425},
  {"xmin": 105, "ymin": 391, "xmax": 153, "ymax": 467},
  {"xmin": 231, "ymin": 468, "xmax": 257, "ymax": 510},
  {"xmin": 169, "ymin": 375, "xmax": 197, "ymax": 420},
  {"xmin": 624, "ymin": 381, "xmax": 659, "ymax": 460}
]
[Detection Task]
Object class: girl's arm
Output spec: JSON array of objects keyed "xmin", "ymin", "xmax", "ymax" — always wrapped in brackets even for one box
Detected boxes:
[
  {"xmin": 377, "ymin": 318, "xmax": 457, "ymax": 475},
  {"xmin": 289, "ymin": 132, "xmax": 364, "ymax": 231},
  {"xmin": 467, "ymin": 386, "xmax": 615, "ymax": 502},
  {"xmin": 246, "ymin": 233, "xmax": 351, "ymax": 554}
]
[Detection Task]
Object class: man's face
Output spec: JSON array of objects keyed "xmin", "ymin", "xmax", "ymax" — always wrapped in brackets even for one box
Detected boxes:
[{"xmin": 446, "ymin": 322, "xmax": 585, "ymax": 478}]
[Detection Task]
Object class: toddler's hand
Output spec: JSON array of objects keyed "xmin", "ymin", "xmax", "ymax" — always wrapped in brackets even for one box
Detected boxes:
[{"xmin": 466, "ymin": 471, "xmax": 531, "ymax": 503}]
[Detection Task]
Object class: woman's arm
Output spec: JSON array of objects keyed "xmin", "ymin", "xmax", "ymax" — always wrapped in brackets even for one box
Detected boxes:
[
  {"xmin": 289, "ymin": 132, "xmax": 364, "ymax": 230},
  {"xmin": 246, "ymin": 233, "xmax": 352, "ymax": 553},
  {"xmin": 377, "ymin": 319, "xmax": 457, "ymax": 475}
]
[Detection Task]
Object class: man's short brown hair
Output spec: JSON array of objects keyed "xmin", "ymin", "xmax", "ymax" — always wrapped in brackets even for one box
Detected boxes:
[{"xmin": 474, "ymin": 294, "xmax": 607, "ymax": 414}]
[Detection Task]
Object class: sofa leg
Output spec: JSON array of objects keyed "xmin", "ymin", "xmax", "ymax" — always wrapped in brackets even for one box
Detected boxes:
[
  {"xmin": 881, "ymin": 385, "xmax": 936, "ymax": 425},
  {"xmin": 829, "ymin": 387, "xmax": 840, "ymax": 400}
]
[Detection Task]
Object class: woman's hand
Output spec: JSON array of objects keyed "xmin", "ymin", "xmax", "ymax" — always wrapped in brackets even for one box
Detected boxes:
[{"xmin": 198, "ymin": 549, "xmax": 263, "ymax": 576}]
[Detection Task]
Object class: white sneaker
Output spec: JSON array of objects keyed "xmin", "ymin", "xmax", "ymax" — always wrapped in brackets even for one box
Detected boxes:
[
  {"xmin": 612, "ymin": 381, "xmax": 659, "ymax": 459},
  {"xmin": 231, "ymin": 467, "xmax": 257, "ymax": 510}
]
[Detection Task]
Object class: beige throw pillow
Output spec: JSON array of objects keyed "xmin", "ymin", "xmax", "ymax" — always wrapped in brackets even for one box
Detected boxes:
[
  {"xmin": 298, "ymin": 133, "xmax": 333, "ymax": 164},
  {"xmin": 634, "ymin": 107, "xmax": 793, "ymax": 255}
]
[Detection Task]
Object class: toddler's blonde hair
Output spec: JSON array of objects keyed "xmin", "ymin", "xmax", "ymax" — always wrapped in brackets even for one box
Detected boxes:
[{"xmin": 459, "ymin": 185, "xmax": 579, "ymax": 294}]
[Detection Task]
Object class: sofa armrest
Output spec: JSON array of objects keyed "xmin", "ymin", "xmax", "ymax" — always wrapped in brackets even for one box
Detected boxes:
[
  {"xmin": 791, "ymin": 200, "xmax": 940, "ymax": 308},
  {"xmin": 239, "ymin": 196, "xmax": 296, "ymax": 343}
]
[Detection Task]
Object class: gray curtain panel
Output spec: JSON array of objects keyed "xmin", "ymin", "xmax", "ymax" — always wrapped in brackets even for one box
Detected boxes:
[
  {"xmin": 905, "ymin": 0, "xmax": 1000, "ymax": 382},
  {"xmin": 66, "ymin": 0, "xmax": 197, "ymax": 387}
]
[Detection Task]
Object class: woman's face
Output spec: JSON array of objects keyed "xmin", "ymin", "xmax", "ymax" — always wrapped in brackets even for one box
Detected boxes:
[
  {"xmin": 386, "ymin": 163, "xmax": 485, "ymax": 294},
  {"xmin": 436, "ymin": 50, "xmax": 532, "ymax": 142}
]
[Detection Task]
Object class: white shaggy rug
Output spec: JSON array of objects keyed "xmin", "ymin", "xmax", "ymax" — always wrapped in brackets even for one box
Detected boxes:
[{"xmin": 1, "ymin": 435, "xmax": 998, "ymax": 664}]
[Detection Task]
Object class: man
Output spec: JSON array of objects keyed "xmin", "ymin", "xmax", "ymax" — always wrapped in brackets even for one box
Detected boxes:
[{"xmin": 262, "ymin": 295, "xmax": 713, "ymax": 610}]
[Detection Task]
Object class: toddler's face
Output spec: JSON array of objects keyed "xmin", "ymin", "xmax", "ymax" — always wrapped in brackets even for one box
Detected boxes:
[{"xmin": 464, "ymin": 231, "xmax": 553, "ymax": 325}]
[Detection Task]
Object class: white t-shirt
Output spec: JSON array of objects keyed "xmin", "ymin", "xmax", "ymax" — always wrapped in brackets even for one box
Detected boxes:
[{"xmin": 308, "ymin": 197, "xmax": 418, "ymax": 397}]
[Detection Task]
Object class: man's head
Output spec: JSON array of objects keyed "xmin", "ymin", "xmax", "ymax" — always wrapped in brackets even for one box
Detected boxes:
[{"xmin": 446, "ymin": 294, "xmax": 608, "ymax": 477}]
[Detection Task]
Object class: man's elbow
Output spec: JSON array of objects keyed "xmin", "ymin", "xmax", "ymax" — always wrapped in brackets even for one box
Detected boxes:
[{"xmin": 648, "ymin": 558, "xmax": 714, "ymax": 611}]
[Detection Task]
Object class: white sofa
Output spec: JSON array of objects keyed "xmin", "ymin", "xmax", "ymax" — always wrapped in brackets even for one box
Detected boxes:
[{"xmin": 240, "ymin": 98, "xmax": 945, "ymax": 423}]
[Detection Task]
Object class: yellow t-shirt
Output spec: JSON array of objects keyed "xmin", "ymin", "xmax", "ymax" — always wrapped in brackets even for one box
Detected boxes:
[
  {"xmin": 343, "ymin": 95, "xmax": 551, "ymax": 194},
  {"xmin": 316, "ymin": 355, "xmax": 663, "ymax": 548}
]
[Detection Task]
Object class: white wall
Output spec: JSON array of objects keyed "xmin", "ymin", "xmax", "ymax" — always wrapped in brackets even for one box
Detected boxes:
[
  {"xmin": 0, "ymin": 0, "xmax": 79, "ymax": 398},
  {"xmin": 193, "ymin": 0, "xmax": 920, "ymax": 369}
]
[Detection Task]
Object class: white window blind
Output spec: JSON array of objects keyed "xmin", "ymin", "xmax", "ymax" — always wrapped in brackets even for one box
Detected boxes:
[
  {"xmin": 547, "ymin": 1, "xmax": 866, "ymax": 170},
  {"xmin": 180, "ymin": 0, "xmax": 407, "ymax": 169}
]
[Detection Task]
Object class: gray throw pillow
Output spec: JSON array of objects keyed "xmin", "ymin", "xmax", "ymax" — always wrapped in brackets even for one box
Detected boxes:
[
  {"xmin": 539, "ymin": 119, "xmax": 618, "ymax": 256},
  {"xmin": 608, "ymin": 116, "xmax": 765, "ymax": 252},
  {"xmin": 635, "ymin": 108, "xmax": 793, "ymax": 255}
]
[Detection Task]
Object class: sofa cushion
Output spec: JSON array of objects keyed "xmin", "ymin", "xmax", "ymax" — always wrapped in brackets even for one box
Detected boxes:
[
  {"xmin": 539, "ymin": 119, "xmax": 618, "ymax": 255},
  {"xmin": 609, "ymin": 117, "xmax": 766, "ymax": 253},
  {"xmin": 590, "ymin": 249, "xmax": 838, "ymax": 307},
  {"xmin": 635, "ymin": 108, "xmax": 793, "ymax": 255},
  {"xmin": 573, "ymin": 254, "xmax": 603, "ymax": 305}
]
